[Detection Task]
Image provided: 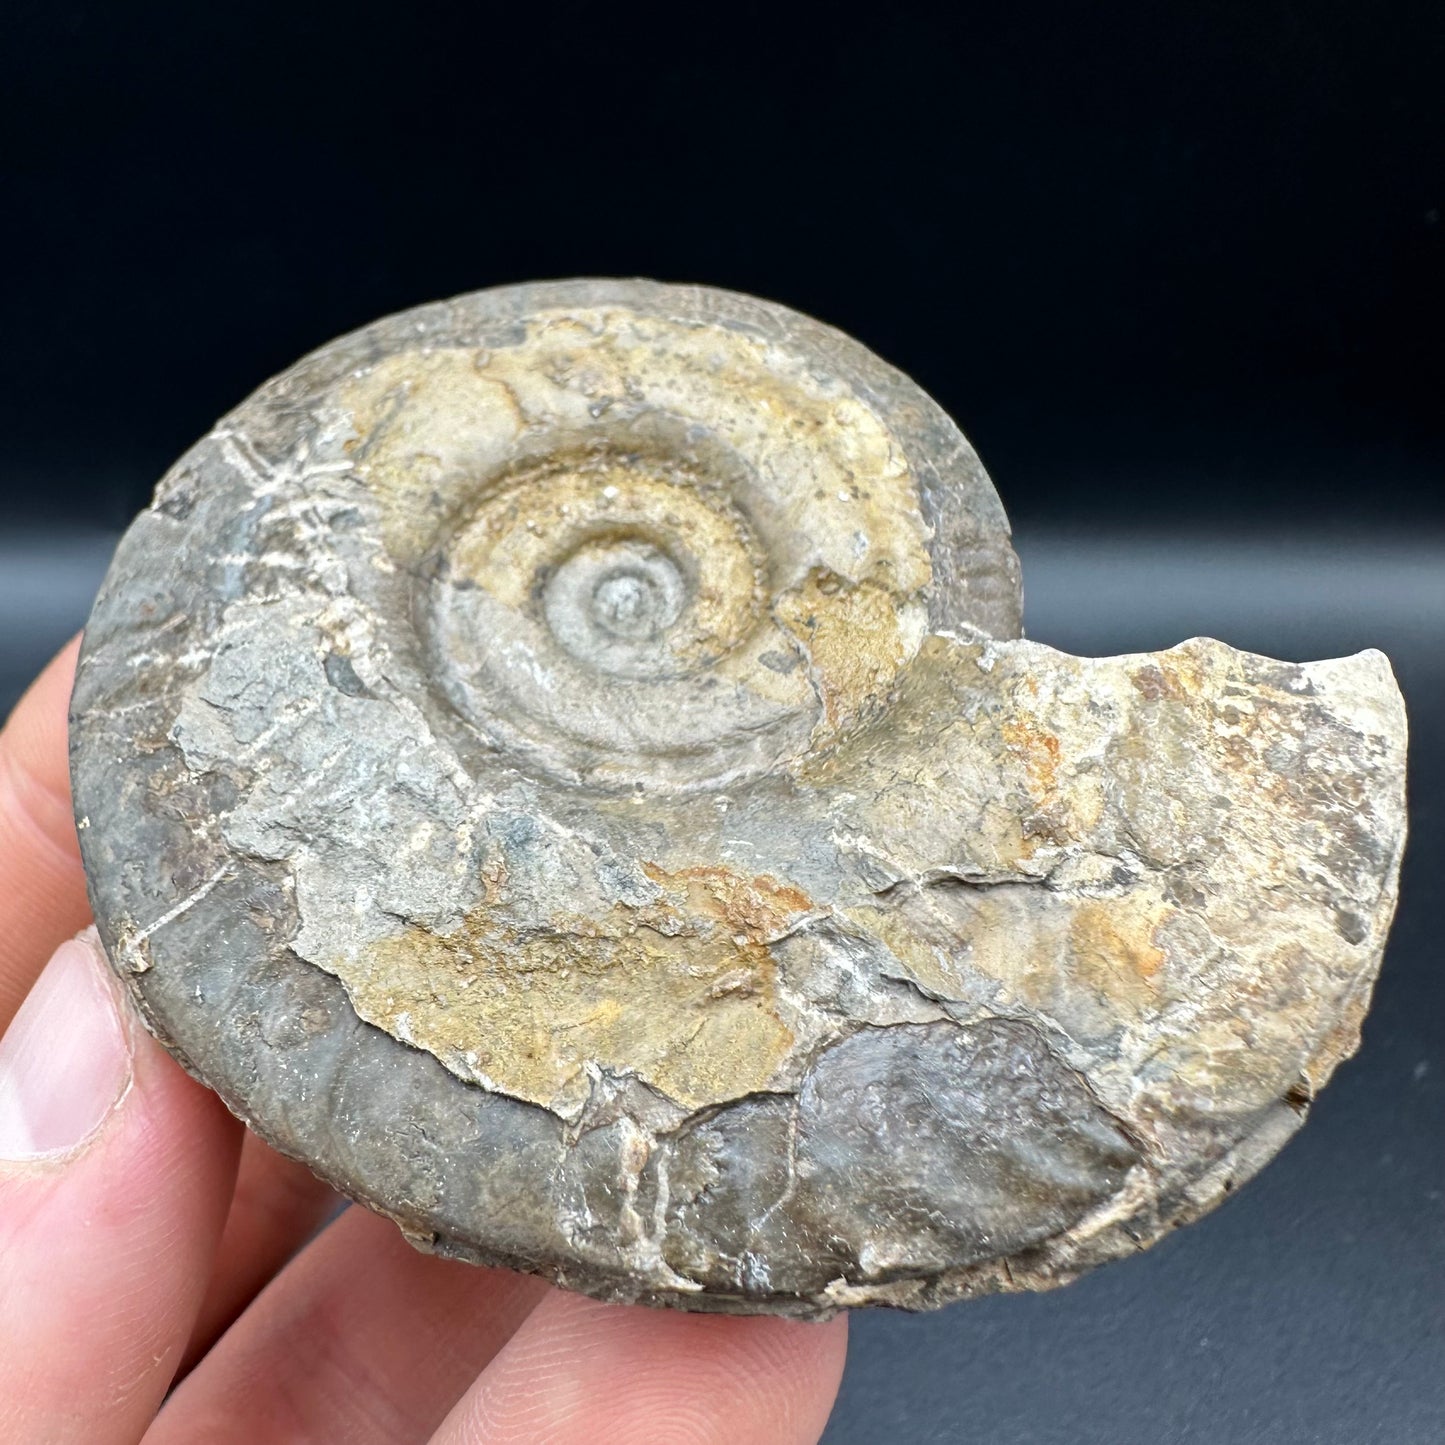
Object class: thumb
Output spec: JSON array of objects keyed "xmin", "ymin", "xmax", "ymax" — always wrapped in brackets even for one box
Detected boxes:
[{"xmin": 0, "ymin": 928, "xmax": 241, "ymax": 1444}]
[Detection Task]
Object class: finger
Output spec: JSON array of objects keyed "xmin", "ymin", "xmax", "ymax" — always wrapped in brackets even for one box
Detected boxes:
[
  {"xmin": 179, "ymin": 1132, "xmax": 343, "ymax": 1375},
  {"xmin": 0, "ymin": 929, "xmax": 242, "ymax": 1445},
  {"xmin": 431, "ymin": 1291, "xmax": 849, "ymax": 1445},
  {"xmin": 0, "ymin": 636, "xmax": 90, "ymax": 1031},
  {"xmin": 151, "ymin": 1203, "xmax": 549, "ymax": 1445}
]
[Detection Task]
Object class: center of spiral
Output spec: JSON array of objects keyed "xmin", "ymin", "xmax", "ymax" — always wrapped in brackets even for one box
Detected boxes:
[
  {"xmin": 543, "ymin": 537, "xmax": 689, "ymax": 678},
  {"xmin": 430, "ymin": 453, "xmax": 794, "ymax": 783},
  {"xmin": 591, "ymin": 568, "xmax": 664, "ymax": 640}
]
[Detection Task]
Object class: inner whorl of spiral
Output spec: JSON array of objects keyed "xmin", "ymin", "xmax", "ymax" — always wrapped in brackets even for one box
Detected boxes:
[{"xmin": 337, "ymin": 305, "xmax": 943, "ymax": 790}]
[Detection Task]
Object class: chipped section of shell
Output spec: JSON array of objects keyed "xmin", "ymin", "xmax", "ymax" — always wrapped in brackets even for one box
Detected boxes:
[
  {"xmin": 338, "ymin": 863, "xmax": 810, "ymax": 1117},
  {"xmin": 811, "ymin": 634, "xmax": 1406, "ymax": 1127}
]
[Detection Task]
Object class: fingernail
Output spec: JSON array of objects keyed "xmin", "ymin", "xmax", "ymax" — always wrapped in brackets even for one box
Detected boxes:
[{"xmin": 0, "ymin": 929, "xmax": 132, "ymax": 1161}]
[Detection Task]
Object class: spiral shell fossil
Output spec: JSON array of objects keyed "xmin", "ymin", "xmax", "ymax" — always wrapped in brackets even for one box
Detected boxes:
[{"xmin": 71, "ymin": 280, "xmax": 1407, "ymax": 1315}]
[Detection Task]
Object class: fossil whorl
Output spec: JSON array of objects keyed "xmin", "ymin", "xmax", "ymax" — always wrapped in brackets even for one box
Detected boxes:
[{"xmin": 71, "ymin": 280, "xmax": 1406, "ymax": 1315}]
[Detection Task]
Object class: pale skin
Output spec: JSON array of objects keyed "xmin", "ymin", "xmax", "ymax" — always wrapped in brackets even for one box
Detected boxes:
[{"xmin": 0, "ymin": 638, "xmax": 848, "ymax": 1444}]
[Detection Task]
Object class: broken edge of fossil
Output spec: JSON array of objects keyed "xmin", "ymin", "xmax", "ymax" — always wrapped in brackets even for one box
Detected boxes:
[{"xmin": 70, "ymin": 279, "xmax": 1408, "ymax": 1315}]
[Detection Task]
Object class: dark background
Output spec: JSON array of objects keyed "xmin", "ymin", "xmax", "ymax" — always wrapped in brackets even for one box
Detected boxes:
[{"xmin": 2, "ymin": 4, "xmax": 1441, "ymax": 1442}]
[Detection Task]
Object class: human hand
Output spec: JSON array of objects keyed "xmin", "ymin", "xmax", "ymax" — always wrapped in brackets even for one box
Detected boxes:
[{"xmin": 0, "ymin": 638, "xmax": 848, "ymax": 1443}]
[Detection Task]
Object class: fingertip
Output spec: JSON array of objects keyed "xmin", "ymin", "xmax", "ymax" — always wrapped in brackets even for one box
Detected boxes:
[
  {"xmin": 0, "ymin": 925, "xmax": 242, "ymax": 1443},
  {"xmin": 0, "ymin": 929, "xmax": 131, "ymax": 1162}
]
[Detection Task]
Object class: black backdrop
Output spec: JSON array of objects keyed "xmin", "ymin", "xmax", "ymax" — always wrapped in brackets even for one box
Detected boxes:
[
  {"xmin": 1, "ymin": 1, "xmax": 1441, "ymax": 534},
  {"xmin": 2, "ymin": 5, "xmax": 1442, "ymax": 1443}
]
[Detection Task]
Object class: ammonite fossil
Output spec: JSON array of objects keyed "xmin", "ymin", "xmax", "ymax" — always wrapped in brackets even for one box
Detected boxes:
[{"xmin": 71, "ymin": 280, "xmax": 1407, "ymax": 1315}]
